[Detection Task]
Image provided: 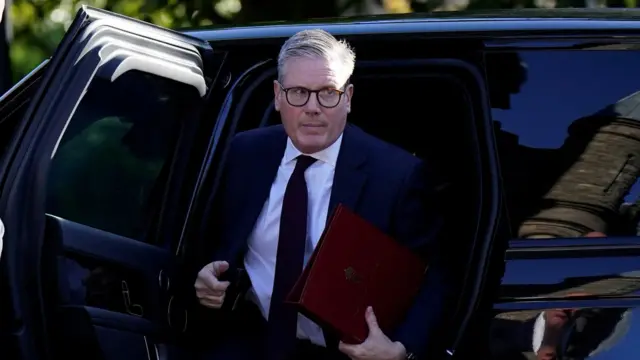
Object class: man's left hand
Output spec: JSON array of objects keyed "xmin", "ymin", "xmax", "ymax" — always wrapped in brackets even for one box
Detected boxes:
[{"xmin": 338, "ymin": 306, "xmax": 407, "ymax": 360}]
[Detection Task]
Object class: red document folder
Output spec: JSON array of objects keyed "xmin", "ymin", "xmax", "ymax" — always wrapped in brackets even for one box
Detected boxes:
[{"xmin": 285, "ymin": 204, "xmax": 428, "ymax": 344}]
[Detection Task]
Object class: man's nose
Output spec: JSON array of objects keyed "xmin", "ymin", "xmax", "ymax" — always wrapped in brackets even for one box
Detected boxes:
[{"xmin": 304, "ymin": 93, "xmax": 321, "ymax": 113}]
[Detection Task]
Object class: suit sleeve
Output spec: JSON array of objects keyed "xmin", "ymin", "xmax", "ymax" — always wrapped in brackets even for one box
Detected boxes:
[{"xmin": 390, "ymin": 160, "xmax": 451, "ymax": 358}]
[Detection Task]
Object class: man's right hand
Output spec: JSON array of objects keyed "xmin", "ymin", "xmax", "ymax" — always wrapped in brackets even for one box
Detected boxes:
[{"xmin": 194, "ymin": 261, "xmax": 230, "ymax": 309}]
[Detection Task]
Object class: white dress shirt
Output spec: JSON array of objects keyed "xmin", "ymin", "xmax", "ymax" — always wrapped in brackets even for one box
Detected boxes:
[{"xmin": 244, "ymin": 134, "xmax": 343, "ymax": 346}]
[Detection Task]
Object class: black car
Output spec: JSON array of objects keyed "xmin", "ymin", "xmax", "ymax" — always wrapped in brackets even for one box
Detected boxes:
[{"xmin": 1, "ymin": 6, "xmax": 639, "ymax": 360}]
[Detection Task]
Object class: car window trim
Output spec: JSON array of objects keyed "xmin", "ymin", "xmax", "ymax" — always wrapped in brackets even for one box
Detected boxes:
[{"xmin": 0, "ymin": 60, "xmax": 49, "ymax": 104}]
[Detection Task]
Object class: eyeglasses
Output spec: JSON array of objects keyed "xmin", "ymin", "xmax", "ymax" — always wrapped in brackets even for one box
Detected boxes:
[{"xmin": 277, "ymin": 82, "xmax": 346, "ymax": 108}]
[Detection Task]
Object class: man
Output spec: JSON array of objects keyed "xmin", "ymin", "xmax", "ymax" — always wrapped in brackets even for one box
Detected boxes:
[{"xmin": 195, "ymin": 29, "xmax": 447, "ymax": 360}]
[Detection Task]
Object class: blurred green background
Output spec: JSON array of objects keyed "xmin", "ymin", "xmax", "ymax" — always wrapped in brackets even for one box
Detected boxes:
[{"xmin": 0, "ymin": 0, "xmax": 638, "ymax": 92}]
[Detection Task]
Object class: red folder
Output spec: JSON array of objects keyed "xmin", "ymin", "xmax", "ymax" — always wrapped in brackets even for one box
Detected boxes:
[{"xmin": 285, "ymin": 204, "xmax": 428, "ymax": 344}]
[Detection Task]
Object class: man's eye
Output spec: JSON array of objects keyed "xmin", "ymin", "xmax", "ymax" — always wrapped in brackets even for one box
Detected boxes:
[
  {"xmin": 322, "ymin": 89, "xmax": 337, "ymax": 96},
  {"xmin": 292, "ymin": 88, "xmax": 307, "ymax": 95}
]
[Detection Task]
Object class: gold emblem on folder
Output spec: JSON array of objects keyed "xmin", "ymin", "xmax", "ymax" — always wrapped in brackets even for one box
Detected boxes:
[{"xmin": 344, "ymin": 266, "xmax": 363, "ymax": 283}]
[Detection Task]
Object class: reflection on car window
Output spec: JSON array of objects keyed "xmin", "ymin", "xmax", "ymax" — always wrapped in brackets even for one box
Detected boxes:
[
  {"xmin": 488, "ymin": 50, "xmax": 640, "ymax": 239},
  {"xmin": 491, "ymin": 303, "xmax": 635, "ymax": 360},
  {"xmin": 46, "ymin": 71, "xmax": 197, "ymax": 242}
]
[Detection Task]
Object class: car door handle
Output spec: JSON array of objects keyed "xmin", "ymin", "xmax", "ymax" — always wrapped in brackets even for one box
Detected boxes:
[{"xmin": 121, "ymin": 280, "xmax": 144, "ymax": 317}]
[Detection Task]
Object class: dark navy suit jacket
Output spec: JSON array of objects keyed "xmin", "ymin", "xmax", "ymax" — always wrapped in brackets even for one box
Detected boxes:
[{"xmin": 211, "ymin": 123, "xmax": 448, "ymax": 358}]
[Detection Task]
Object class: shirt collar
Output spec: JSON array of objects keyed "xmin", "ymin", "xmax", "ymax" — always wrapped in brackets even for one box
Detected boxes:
[{"xmin": 283, "ymin": 133, "xmax": 343, "ymax": 168}]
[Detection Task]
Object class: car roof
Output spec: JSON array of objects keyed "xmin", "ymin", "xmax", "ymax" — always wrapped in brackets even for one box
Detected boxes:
[{"xmin": 182, "ymin": 8, "xmax": 640, "ymax": 42}]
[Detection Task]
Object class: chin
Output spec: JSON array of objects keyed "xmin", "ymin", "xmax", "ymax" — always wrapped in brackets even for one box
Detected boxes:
[{"xmin": 296, "ymin": 136, "xmax": 328, "ymax": 153}]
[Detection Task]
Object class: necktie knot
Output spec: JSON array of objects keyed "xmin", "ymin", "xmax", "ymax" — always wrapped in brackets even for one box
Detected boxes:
[{"xmin": 295, "ymin": 155, "xmax": 317, "ymax": 173}]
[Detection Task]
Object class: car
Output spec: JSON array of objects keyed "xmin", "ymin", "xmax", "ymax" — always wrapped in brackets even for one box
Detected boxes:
[{"xmin": 1, "ymin": 5, "xmax": 640, "ymax": 360}]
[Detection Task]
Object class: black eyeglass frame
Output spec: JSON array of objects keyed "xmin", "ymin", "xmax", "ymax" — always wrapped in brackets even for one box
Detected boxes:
[{"xmin": 276, "ymin": 81, "xmax": 348, "ymax": 109}]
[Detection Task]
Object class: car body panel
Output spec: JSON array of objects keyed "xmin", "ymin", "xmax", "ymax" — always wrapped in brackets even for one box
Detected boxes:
[{"xmin": 184, "ymin": 9, "xmax": 640, "ymax": 42}]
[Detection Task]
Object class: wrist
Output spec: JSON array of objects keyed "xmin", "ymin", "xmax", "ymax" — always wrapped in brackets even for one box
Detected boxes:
[{"xmin": 393, "ymin": 341, "xmax": 407, "ymax": 360}]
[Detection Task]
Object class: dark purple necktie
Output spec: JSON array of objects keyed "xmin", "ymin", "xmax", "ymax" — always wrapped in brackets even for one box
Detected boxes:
[{"xmin": 267, "ymin": 155, "xmax": 317, "ymax": 360}]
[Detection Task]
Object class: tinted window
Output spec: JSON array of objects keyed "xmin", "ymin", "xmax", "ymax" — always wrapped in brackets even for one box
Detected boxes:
[
  {"xmin": 0, "ymin": 61, "xmax": 47, "ymax": 165},
  {"xmin": 488, "ymin": 50, "xmax": 640, "ymax": 239},
  {"xmin": 46, "ymin": 71, "xmax": 197, "ymax": 242}
]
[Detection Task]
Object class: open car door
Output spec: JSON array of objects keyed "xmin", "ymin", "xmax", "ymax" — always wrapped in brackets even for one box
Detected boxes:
[{"xmin": 0, "ymin": 6, "xmax": 218, "ymax": 360}]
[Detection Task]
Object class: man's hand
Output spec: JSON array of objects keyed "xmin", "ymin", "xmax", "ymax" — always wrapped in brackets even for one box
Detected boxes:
[
  {"xmin": 194, "ymin": 261, "xmax": 230, "ymax": 309},
  {"xmin": 339, "ymin": 306, "xmax": 407, "ymax": 360}
]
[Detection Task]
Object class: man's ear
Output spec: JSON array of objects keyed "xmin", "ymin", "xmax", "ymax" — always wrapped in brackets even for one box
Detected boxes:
[
  {"xmin": 273, "ymin": 80, "xmax": 281, "ymax": 111},
  {"xmin": 345, "ymin": 83, "xmax": 354, "ymax": 113}
]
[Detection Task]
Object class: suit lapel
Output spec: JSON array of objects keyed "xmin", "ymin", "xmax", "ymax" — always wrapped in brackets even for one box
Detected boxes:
[
  {"xmin": 328, "ymin": 124, "xmax": 368, "ymax": 220},
  {"xmin": 237, "ymin": 127, "xmax": 287, "ymax": 246}
]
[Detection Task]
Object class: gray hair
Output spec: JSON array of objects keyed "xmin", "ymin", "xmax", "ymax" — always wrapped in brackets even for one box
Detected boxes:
[{"xmin": 277, "ymin": 29, "xmax": 356, "ymax": 85}]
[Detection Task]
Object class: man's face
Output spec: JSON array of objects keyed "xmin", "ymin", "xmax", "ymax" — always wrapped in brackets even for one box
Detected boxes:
[{"xmin": 274, "ymin": 56, "xmax": 353, "ymax": 154}]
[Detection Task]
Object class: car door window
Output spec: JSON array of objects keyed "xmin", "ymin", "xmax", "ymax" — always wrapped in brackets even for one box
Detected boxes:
[
  {"xmin": 46, "ymin": 70, "xmax": 197, "ymax": 243},
  {"xmin": 488, "ymin": 49, "xmax": 640, "ymax": 240}
]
